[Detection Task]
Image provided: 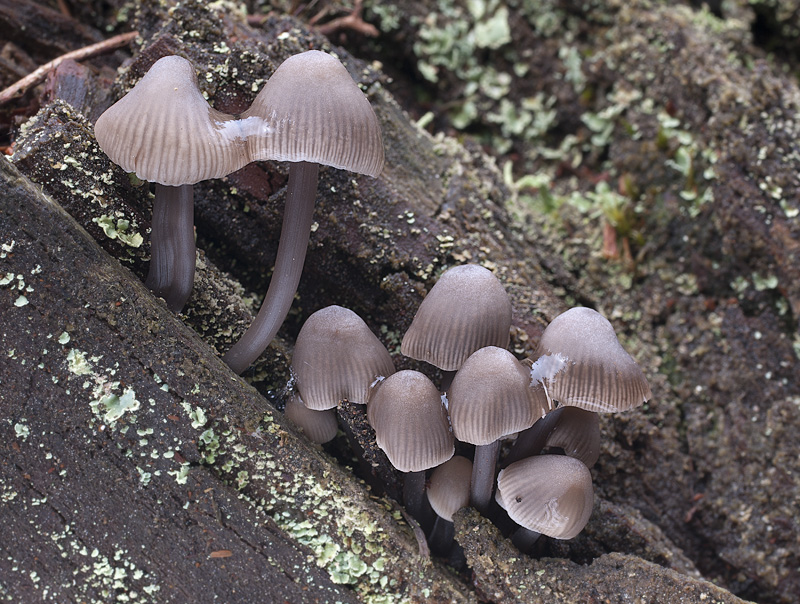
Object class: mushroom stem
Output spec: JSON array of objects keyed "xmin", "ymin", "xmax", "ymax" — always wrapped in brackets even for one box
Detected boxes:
[
  {"xmin": 145, "ymin": 183, "xmax": 195, "ymax": 312},
  {"xmin": 427, "ymin": 515, "xmax": 455, "ymax": 557},
  {"xmin": 511, "ymin": 526, "xmax": 541, "ymax": 554},
  {"xmin": 502, "ymin": 407, "xmax": 564, "ymax": 468},
  {"xmin": 403, "ymin": 470, "xmax": 427, "ymax": 521},
  {"xmin": 470, "ymin": 440, "xmax": 500, "ymax": 514},
  {"xmin": 223, "ymin": 161, "xmax": 320, "ymax": 374}
]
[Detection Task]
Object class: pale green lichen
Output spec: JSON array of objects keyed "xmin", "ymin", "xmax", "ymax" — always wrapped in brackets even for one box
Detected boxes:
[
  {"xmin": 93, "ymin": 215, "xmax": 144, "ymax": 248},
  {"xmin": 91, "ymin": 388, "xmax": 140, "ymax": 423}
]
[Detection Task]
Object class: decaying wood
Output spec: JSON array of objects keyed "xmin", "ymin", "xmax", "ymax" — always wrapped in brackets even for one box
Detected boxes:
[{"xmin": 0, "ymin": 156, "xmax": 472, "ymax": 602}]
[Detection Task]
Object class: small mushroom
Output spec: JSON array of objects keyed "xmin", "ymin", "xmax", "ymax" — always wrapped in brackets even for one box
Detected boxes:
[
  {"xmin": 448, "ymin": 346, "xmax": 550, "ymax": 513},
  {"xmin": 223, "ymin": 50, "xmax": 384, "ymax": 373},
  {"xmin": 401, "ymin": 263, "xmax": 512, "ymax": 391},
  {"xmin": 367, "ymin": 370, "xmax": 454, "ymax": 521},
  {"xmin": 496, "ymin": 454, "xmax": 593, "ymax": 550},
  {"xmin": 94, "ymin": 55, "xmax": 248, "ymax": 312},
  {"xmin": 504, "ymin": 406, "xmax": 601, "ymax": 468},
  {"xmin": 284, "ymin": 392, "xmax": 338, "ymax": 444},
  {"xmin": 291, "ymin": 305, "xmax": 395, "ymax": 410},
  {"xmin": 426, "ymin": 455, "xmax": 472, "ymax": 556},
  {"xmin": 528, "ymin": 307, "xmax": 651, "ymax": 412}
]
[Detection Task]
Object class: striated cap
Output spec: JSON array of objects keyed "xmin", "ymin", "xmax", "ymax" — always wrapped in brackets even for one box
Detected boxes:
[
  {"xmin": 528, "ymin": 307, "xmax": 651, "ymax": 413},
  {"xmin": 284, "ymin": 392, "xmax": 338, "ymax": 444},
  {"xmin": 242, "ymin": 50, "xmax": 384, "ymax": 177},
  {"xmin": 449, "ymin": 346, "xmax": 549, "ymax": 446},
  {"xmin": 401, "ymin": 264, "xmax": 512, "ymax": 371},
  {"xmin": 544, "ymin": 407, "xmax": 601, "ymax": 468},
  {"xmin": 367, "ymin": 370, "xmax": 454, "ymax": 473},
  {"xmin": 427, "ymin": 455, "xmax": 472, "ymax": 522},
  {"xmin": 496, "ymin": 454, "xmax": 593, "ymax": 540},
  {"xmin": 94, "ymin": 55, "xmax": 248, "ymax": 186},
  {"xmin": 292, "ymin": 305, "xmax": 395, "ymax": 410}
]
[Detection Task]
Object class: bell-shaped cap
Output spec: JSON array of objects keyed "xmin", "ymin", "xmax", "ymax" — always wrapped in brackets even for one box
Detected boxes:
[
  {"xmin": 496, "ymin": 454, "xmax": 593, "ymax": 540},
  {"xmin": 401, "ymin": 264, "xmax": 512, "ymax": 372},
  {"xmin": 528, "ymin": 307, "xmax": 651, "ymax": 413},
  {"xmin": 427, "ymin": 455, "xmax": 472, "ymax": 522},
  {"xmin": 449, "ymin": 346, "xmax": 550, "ymax": 445},
  {"xmin": 291, "ymin": 305, "xmax": 395, "ymax": 410},
  {"xmin": 367, "ymin": 370, "xmax": 454, "ymax": 473},
  {"xmin": 94, "ymin": 55, "xmax": 248, "ymax": 186},
  {"xmin": 242, "ymin": 50, "xmax": 384, "ymax": 177},
  {"xmin": 284, "ymin": 392, "xmax": 338, "ymax": 444},
  {"xmin": 545, "ymin": 407, "xmax": 601, "ymax": 468}
]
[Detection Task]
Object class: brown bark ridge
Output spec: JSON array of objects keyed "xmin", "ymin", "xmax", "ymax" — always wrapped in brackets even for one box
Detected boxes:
[{"xmin": 0, "ymin": 155, "xmax": 472, "ymax": 602}]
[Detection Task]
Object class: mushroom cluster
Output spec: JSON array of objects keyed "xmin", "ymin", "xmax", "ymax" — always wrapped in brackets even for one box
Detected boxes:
[
  {"xmin": 372, "ymin": 264, "xmax": 648, "ymax": 554},
  {"xmin": 282, "ymin": 263, "xmax": 650, "ymax": 558},
  {"xmin": 95, "ymin": 51, "xmax": 384, "ymax": 372}
]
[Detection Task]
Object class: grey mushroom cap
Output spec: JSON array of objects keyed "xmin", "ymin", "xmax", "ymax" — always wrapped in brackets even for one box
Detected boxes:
[
  {"xmin": 291, "ymin": 305, "xmax": 395, "ymax": 411},
  {"xmin": 427, "ymin": 455, "xmax": 472, "ymax": 522},
  {"xmin": 242, "ymin": 50, "xmax": 384, "ymax": 177},
  {"xmin": 284, "ymin": 393, "xmax": 338, "ymax": 444},
  {"xmin": 367, "ymin": 370, "xmax": 454, "ymax": 473},
  {"xmin": 496, "ymin": 454, "xmax": 594, "ymax": 540},
  {"xmin": 401, "ymin": 264, "xmax": 512, "ymax": 371},
  {"xmin": 449, "ymin": 346, "xmax": 550, "ymax": 445},
  {"xmin": 528, "ymin": 307, "xmax": 652, "ymax": 413},
  {"xmin": 94, "ymin": 55, "xmax": 248, "ymax": 186}
]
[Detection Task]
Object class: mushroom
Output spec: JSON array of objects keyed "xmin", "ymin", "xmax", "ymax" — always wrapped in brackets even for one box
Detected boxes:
[
  {"xmin": 401, "ymin": 263, "xmax": 512, "ymax": 389},
  {"xmin": 425, "ymin": 455, "xmax": 472, "ymax": 556},
  {"xmin": 496, "ymin": 454, "xmax": 594, "ymax": 551},
  {"xmin": 448, "ymin": 346, "xmax": 550, "ymax": 513},
  {"xmin": 94, "ymin": 55, "xmax": 248, "ymax": 312},
  {"xmin": 223, "ymin": 50, "xmax": 384, "ymax": 374},
  {"xmin": 503, "ymin": 406, "xmax": 601, "ymax": 468},
  {"xmin": 367, "ymin": 370, "xmax": 454, "ymax": 521},
  {"xmin": 527, "ymin": 307, "xmax": 651, "ymax": 412},
  {"xmin": 291, "ymin": 305, "xmax": 395, "ymax": 410},
  {"xmin": 284, "ymin": 392, "xmax": 338, "ymax": 444}
]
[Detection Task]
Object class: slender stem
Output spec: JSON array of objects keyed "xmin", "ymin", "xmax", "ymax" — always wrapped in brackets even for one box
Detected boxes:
[
  {"xmin": 145, "ymin": 183, "xmax": 195, "ymax": 313},
  {"xmin": 223, "ymin": 161, "xmax": 320, "ymax": 374},
  {"xmin": 511, "ymin": 526, "xmax": 541, "ymax": 554},
  {"xmin": 470, "ymin": 440, "xmax": 500, "ymax": 514},
  {"xmin": 427, "ymin": 516, "xmax": 455, "ymax": 557},
  {"xmin": 403, "ymin": 470, "xmax": 426, "ymax": 521},
  {"xmin": 503, "ymin": 407, "xmax": 564, "ymax": 468}
]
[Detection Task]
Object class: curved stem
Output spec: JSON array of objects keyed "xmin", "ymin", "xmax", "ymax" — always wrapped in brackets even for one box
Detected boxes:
[
  {"xmin": 145, "ymin": 183, "xmax": 195, "ymax": 313},
  {"xmin": 502, "ymin": 407, "xmax": 564, "ymax": 468},
  {"xmin": 470, "ymin": 440, "xmax": 500, "ymax": 514},
  {"xmin": 223, "ymin": 161, "xmax": 320, "ymax": 374}
]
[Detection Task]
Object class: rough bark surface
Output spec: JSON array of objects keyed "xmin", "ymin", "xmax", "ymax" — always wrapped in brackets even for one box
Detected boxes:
[{"xmin": 1, "ymin": 1, "xmax": 799, "ymax": 603}]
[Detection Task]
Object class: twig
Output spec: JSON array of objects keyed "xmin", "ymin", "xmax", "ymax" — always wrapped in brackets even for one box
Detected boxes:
[
  {"xmin": 0, "ymin": 31, "xmax": 138, "ymax": 107},
  {"xmin": 315, "ymin": 0, "xmax": 379, "ymax": 38}
]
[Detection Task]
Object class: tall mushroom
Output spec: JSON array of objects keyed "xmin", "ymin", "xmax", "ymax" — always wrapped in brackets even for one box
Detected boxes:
[
  {"xmin": 448, "ymin": 346, "xmax": 550, "ymax": 513},
  {"xmin": 94, "ymin": 55, "xmax": 248, "ymax": 312},
  {"xmin": 223, "ymin": 50, "xmax": 384, "ymax": 374}
]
